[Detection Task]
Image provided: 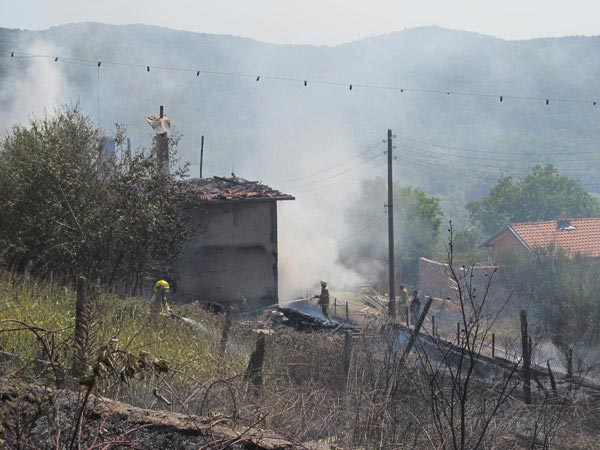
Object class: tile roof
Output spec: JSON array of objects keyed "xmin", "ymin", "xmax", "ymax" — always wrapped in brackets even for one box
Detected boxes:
[
  {"xmin": 508, "ymin": 218, "xmax": 600, "ymax": 257},
  {"xmin": 182, "ymin": 175, "xmax": 294, "ymax": 202}
]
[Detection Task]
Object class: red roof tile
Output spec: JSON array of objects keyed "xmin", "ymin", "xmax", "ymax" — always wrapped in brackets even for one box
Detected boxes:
[{"xmin": 509, "ymin": 218, "xmax": 600, "ymax": 257}]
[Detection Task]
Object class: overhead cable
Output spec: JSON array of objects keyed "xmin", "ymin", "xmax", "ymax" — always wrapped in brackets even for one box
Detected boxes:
[
  {"xmin": 280, "ymin": 141, "xmax": 383, "ymax": 185},
  {"xmin": 1, "ymin": 49, "xmax": 598, "ymax": 106}
]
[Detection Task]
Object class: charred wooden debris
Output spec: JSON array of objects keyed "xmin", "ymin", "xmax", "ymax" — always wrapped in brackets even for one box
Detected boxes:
[{"xmin": 268, "ymin": 308, "xmax": 361, "ymax": 334}]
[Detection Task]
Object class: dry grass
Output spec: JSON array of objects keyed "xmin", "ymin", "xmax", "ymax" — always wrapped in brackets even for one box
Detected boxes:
[{"xmin": 1, "ymin": 275, "xmax": 600, "ymax": 449}]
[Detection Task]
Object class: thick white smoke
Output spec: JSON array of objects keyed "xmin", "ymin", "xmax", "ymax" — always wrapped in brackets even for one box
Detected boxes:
[
  {"xmin": 0, "ymin": 41, "xmax": 68, "ymax": 131},
  {"xmin": 278, "ymin": 193, "xmax": 365, "ymax": 301}
]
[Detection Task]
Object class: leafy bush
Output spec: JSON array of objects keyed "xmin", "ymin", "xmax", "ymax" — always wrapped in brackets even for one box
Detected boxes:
[{"xmin": 0, "ymin": 107, "xmax": 192, "ymax": 289}]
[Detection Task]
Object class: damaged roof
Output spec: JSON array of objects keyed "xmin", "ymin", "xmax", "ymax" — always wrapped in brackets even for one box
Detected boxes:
[{"xmin": 183, "ymin": 175, "xmax": 295, "ymax": 203}]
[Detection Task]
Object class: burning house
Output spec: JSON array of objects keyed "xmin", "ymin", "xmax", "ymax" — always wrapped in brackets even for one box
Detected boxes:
[{"xmin": 172, "ymin": 176, "xmax": 294, "ymax": 311}]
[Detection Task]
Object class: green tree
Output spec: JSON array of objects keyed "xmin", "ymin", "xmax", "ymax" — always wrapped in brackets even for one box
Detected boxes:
[
  {"xmin": 467, "ymin": 164, "xmax": 600, "ymax": 235},
  {"xmin": 0, "ymin": 107, "xmax": 192, "ymax": 290},
  {"xmin": 501, "ymin": 247, "xmax": 600, "ymax": 350},
  {"xmin": 340, "ymin": 177, "xmax": 443, "ymax": 284}
]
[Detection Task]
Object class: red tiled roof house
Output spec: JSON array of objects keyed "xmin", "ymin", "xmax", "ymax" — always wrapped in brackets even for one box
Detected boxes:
[{"xmin": 480, "ymin": 218, "xmax": 600, "ymax": 264}]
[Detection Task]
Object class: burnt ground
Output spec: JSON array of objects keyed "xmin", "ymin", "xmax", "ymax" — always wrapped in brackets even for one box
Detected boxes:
[{"xmin": 0, "ymin": 377, "xmax": 304, "ymax": 449}]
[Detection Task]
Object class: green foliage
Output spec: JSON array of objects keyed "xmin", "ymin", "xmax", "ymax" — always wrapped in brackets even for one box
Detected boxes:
[
  {"xmin": 340, "ymin": 177, "xmax": 443, "ymax": 284},
  {"xmin": 467, "ymin": 164, "xmax": 600, "ymax": 235},
  {"xmin": 0, "ymin": 107, "xmax": 192, "ymax": 286},
  {"xmin": 0, "ymin": 276, "xmax": 246, "ymax": 390},
  {"xmin": 436, "ymin": 225, "xmax": 485, "ymax": 266},
  {"xmin": 500, "ymin": 247, "xmax": 600, "ymax": 348}
]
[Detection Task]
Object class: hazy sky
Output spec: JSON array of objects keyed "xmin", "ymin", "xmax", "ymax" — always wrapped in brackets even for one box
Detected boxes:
[{"xmin": 1, "ymin": 0, "xmax": 599, "ymax": 45}]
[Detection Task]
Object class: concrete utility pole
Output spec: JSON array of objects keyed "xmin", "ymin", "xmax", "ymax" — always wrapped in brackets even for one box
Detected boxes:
[
  {"xmin": 200, "ymin": 135, "xmax": 204, "ymax": 178},
  {"xmin": 387, "ymin": 129, "xmax": 397, "ymax": 320},
  {"xmin": 157, "ymin": 105, "xmax": 169, "ymax": 176}
]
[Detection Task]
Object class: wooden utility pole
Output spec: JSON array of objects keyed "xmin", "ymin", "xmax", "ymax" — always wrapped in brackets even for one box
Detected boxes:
[
  {"xmin": 387, "ymin": 129, "xmax": 397, "ymax": 320},
  {"xmin": 200, "ymin": 135, "xmax": 204, "ymax": 178}
]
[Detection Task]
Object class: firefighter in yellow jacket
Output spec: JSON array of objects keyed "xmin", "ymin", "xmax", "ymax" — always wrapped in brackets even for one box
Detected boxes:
[{"xmin": 152, "ymin": 279, "xmax": 171, "ymax": 313}]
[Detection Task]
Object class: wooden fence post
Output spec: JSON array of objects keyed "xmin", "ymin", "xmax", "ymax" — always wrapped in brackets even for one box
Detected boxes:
[
  {"xmin": 547, "ymin": 360, "xmax": 557, "ymax": 393},
  {"xmin": 431, "ymin": 315, "xmax": 435, "ymax": 337},
  {"xmin": 346, "ymin": 301, "xmax": 349, "ymax": 321},
  {"xmin": 219, "ymin": 309, "xmax": 233, "ymax": 357},
  {"xmin": 72, "ymin": 276, "xmax": 88, "ymax": 377},
  {"xmin": 520, "ymin": 309, "xmax": 532, "ymax": 404},
  {"xmin": 334, "ymin": 298, "xmax": 337, "ymax": 316},
  {"xmin": 245, "ymin": 333, "xmax": 267, "ymax": 393},
  {"xmin": 397, "ymin": 296, "xmax": 434, "ymax": 369},
  {"xmin": 343, "ymin": 330, "xmax": 352, "ymax": 387}
]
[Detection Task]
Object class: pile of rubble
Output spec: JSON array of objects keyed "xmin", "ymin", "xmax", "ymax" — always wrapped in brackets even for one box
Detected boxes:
[{"xmin": 270, "ymin": 308, "xmax": 361, "ymax": 333}]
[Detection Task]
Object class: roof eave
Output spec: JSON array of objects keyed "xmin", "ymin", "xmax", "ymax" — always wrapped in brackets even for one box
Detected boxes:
[
  {"xmin": 195, "ymin": 196, "xmax": 295, "ymax": 204},
  {"xmin": 478, "ymin": 225, "xmax": 531, "ymax": 251},
  {"xmin": 507, "ymin": 226, "xmax": 532, "ymax": 251},
  {"xmin": 479, "ymin": 227, "xmax": 509, "ymax": 249}
]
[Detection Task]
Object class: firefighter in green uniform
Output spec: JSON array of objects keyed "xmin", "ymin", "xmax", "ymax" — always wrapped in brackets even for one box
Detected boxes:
[{"xmin": 314, "ymin": 280, "xmax": 331, "ymax": 320}]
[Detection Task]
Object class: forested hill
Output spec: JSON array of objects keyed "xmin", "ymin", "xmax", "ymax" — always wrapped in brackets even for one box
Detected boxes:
[{"xmin": 1, "ymin": 23, "xmax": 599, "ymax": 206}]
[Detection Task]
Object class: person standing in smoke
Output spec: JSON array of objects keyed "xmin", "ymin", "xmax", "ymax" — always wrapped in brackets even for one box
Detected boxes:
[
  {"xmin": 399, "ymin": 284, "xmax": 410, "ymax": 325},
  {"xmin": 410, "ymin": 290, "xmax": 421, "ymax": 326},
  {"xmin": 314, "ymin": 280, "xmax": 331, "ymax": 320}
]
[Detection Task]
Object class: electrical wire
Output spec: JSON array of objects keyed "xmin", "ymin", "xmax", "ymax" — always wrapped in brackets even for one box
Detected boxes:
[
  {"xmin": 96, "ymin": 64, "xmax": 101, "ymax": 127},
  {"xmin": 336, "ymin": 214, "xmax": 386, "ymax": 245},
  {"xmin": 2, "ymin": 48, "xmax": 598, "ymax": 106},
  {"xmin": 291, "ymin": 153, "xmax": 384, "ymax": 192},
  {"xmin": 394, "ymin": 150, "xmax": 600, "ymax": 183},
  {"xmin": 280, "ymin": 141, "xmax": 383, "ymax": 184},
  {"xmin": 294, "ymin": 159, "xmax": 386, "ymax": 195},
  {"xmin": 396, "ymin": 144, "xmax": 600, "ymax": 169},
  {"xmin": 396, "ymin": 135, "xmax": 600, "ymax": 157}
]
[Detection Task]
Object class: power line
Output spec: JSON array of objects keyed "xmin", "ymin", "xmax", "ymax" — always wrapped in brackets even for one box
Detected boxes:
[
  {"xmin": 291, "ymin": 153, "xmax": 384, "ymax": 192},
  {"xmin": 396, "ymin": 144, "xmax": 600, "ymax": 167},
  {"xmin": 279, "ymin": 141, "xmax": 383, "ymax": 185},
  {"xmin": 398, "ymin": 147, "xmax": 600, "ymax": 176},
  {"xmin": 395, "ymin": 152, "xmax": 524, "ymax": 182},
  {"xmin": 2, "ymin": 49, "xmax": 599, "ymax": 107},
  {"xmin": 336, "ymin": 215, "xmax": 386, "ymax": 245},
  {"xmin": 395, "ymin": 150, "xmax": 600, "ymax": 183},
  {"xmin": 292, "ymin": 157, "xmax": 384, "ymax": 194},
  {"xmin": 396, "ymin": 135, "xmax": 600, "ymax": 157}
]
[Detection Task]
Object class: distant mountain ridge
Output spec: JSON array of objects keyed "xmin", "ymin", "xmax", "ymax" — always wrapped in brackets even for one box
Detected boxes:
[{"xmin": 1, "ymin": 22, "xmax": 599, "ymax": 213}]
